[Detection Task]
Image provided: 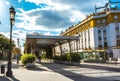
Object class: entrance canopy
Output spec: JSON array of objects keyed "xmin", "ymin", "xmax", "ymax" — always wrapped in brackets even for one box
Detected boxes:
[
  {"xmin": 25, "ymin": 34, "xmax": 78, "ymax": 57},
  {"xmin": 25, "ymin": 34, "xmax": 78, "ymax": 48}
]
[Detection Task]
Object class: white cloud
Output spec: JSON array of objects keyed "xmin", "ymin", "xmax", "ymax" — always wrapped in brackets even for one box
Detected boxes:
[
  {"xmin": 18, "ymin": 0, "xmax": 23, "ymax": 3},
  {"xmin": 5, "ymin": 1, "xmax": 10, "ymax": 5},
  {"xmin": 44, "ymin": 32, "xmax": 51, "ymax": 35},
  {"xmin": 25, "ymin": 0, "xmax": 42, "ymax": 5},
  {"xmin": 15, "ymin": 0, "xmax": 86, "ymax": 32},
  {"xmin": 25, "ymin": 0, "xmax": 71, "ymax": 10},
  {"xmin": 15, "ymin": 0, "xmax": 110, "ymax": 36},
  {"xmin": 70, "ymin": 10, "xmax": 85, "ymax": 22},
  {"xmin": 0, "ymin": 32, "xmax": 9, "ymax": 38},
  {"xmin": 16, "ymin": 7, "xmax": 73, "ymax": 32}
]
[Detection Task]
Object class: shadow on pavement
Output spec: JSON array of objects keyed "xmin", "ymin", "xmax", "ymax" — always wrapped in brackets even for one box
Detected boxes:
[
  {"xmin": 40, "ymin": 62, "xmax": 109, "ymax": 81},
  {"xmin": 0, "ymin": 76, "xmax": 20, "ymax": 81},
  {"xmin": 80, "ymin": 63, "xmax": 120, "ymax": 72},
  {"xmin": 26, "ymin": 65, "xmax": 49, "ymax": 71}
]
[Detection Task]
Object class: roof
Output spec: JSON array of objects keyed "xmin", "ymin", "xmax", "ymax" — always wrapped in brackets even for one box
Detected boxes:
[
  {"xmin": 27, "ymin": 34, "xmax": 78, "ymax": 40},
  {"xmin": 26, "ymin": 34, "xmax": 78, "ymax": 47}
]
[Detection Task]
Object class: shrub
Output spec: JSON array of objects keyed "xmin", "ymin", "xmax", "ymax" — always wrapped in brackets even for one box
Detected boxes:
[
  {"xmin": 41, "ymin": 53, "xmax": 47, "ymax": 59},
  {"xmin": 54, "ymin": 55, "xmax": 62, "ymax": 61},
  {"xmin": 54, "ymin": 53, "xmax": 81, "ymax": 63},
  {"xmin": 71, "ymin": 53, "xmax": 81, "ymax": 62},
  {"xmin": 21, "ymin": 54, "xmax": 36, "ymax": 65},
  {"xmin": 61, "ymin": 54, "xmax": 67, "ymax": 61},
  {"xmin": 65, "ymin": 53, "xmax": 71, "ymax": 61}
]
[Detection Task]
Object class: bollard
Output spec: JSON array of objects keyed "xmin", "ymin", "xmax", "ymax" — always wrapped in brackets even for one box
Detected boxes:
[{"xmin": 1, "ymin": 65, "xmax": 5, "ymax": 74}]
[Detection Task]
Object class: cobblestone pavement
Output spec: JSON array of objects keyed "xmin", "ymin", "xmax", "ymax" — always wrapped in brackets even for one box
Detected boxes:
[{"xmin": 0, "ymin": 60, "xmax": 120, "ymax": 81}]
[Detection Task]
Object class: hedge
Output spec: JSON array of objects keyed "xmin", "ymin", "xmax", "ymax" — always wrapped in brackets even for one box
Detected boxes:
[{"xmin": 54, "ymin": 53, "xmax": 82, "ymax": 63}]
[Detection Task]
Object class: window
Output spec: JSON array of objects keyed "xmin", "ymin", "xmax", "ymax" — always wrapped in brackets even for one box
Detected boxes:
[
  {"xmin": 109, "ymin": 52, "xmax": 113, "ymax": 57},
  {"xmin": 99, "ymin": 45, "xmax": 102, "ymax": 49},
  {"xmin": 98, "ymin": 30, "xmax": 101, "ymax": 33},
  {"xmin": 117, "ymin": 40, "xmax": 120, "ymax": 47},
  {"xmin": 116, "ymin": 35, "xmax": 119, "ymax": 38},
  {"xmin": 98, "ymin": 36, "xmax": 102, "ymax": 40},
  {"xmin": 102, "ymin": 19, "xmax": 106, "ymax": 23},
  {"xmin": 116, "ymin": 27, "xmax": 119, "ymax": 30},
  {"xmin": 104, "ymin": 37, "xmax": 107, "ymax": 40},
  {"xmin": 103, "ymin": 30, "xmax": 106, "ymax": 33},
  {"xmin": 114, "ymin": 15, "xmax": 118, "ymax": 20},
  {"xmin": 115, "ymin": 23, "xmax": 120, "ymax": 42},
  {"xmin": 97, "ymin": 20, "xmax": 100, "ymax": 24},
  {"xmin": 115, "ymin": 23, "xmax": 119, "ymax": 28},
  {"xmin": 104, "ymin": 42, "xmax": 107, "ymax": 48}
]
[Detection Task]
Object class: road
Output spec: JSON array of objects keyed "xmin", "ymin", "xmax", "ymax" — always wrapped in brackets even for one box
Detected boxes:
[{"xmin": 0, "ymin": 60, "xmax": 120, "ymax": 81}]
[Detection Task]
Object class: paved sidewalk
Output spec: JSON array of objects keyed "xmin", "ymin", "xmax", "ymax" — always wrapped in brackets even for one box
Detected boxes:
[{"xmin": 0, "ymin": 61, "xmax": 120, "ymax": 81}]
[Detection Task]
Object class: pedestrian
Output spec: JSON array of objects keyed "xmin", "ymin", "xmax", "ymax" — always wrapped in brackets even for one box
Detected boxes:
[
  {"xmin": 38, "ymin": 55, "xmax": 41, "ymax": 63},
  {"xmin": 16, "ymin": 54, "xmax": 19, "ymax": 64}
]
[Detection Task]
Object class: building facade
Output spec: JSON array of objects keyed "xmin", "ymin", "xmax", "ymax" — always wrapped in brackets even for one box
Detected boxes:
[{"xmin": 55, "ymin": 1, "xmax": 120, "ymax": 59}]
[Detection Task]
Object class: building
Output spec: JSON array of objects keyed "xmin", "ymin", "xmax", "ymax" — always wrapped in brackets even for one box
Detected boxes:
[
  {"xmin": 59, "ymin": 1, "xmax": 120, "ymax": 60},
  {"xmin": 25, "ymin": 1, "xmax": 120, "ymax": 61}
]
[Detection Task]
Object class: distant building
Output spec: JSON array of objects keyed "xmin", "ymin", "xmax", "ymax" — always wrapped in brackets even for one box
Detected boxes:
[{"xmin": 59, "ymin": 1, "xmax": 120, "ymax": 59}]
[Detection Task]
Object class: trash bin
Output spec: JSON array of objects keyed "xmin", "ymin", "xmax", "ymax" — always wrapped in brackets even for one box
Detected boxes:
[{"xmin": 1, "ymin": 65, "xmax": 5, "ymax": 74}]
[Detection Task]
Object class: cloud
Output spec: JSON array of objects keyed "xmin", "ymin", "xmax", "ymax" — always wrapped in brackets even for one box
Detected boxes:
[
  {"xmin": 18, "ymin": 0, "xmax": 23, "ymax": 3},
  {"xmin": 15, "ymin": 0, "xmax": 110, "ymax": 36},
  {"xmin": 5, "ymin": 1, "xmax": 10, "ymax": 5},
  {"xmin": 15, "ymin": 1, "xmax": 86, "ymax": 33},
  {"xmin": 34, "ymin": 10, "xmax": 74, "ymax": 29},
  {"xmin": 25, "ymin": 0, "xmax": 42, "ymax": 5}
]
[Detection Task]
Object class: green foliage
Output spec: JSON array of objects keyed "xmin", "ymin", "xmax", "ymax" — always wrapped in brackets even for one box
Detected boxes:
[
  {"xmin": 71, "ymin": 53, "xmax": 81, "ymax": 62},
  {"xmin": 82, "ymin": 52, "xmax": 103, "ymax": 60},
  {"xmin": 54, "ymin": 52, "xmax": 82, "ymax": 63},
  {"xmin": 0, "ymin": 34, "xmax": 15, "ymax": 50},
  {"xmin": 21, "ymin": 54, "xmax": 36, "ymax": 65},
  {"xmin": 61, "ymin": 53, "xmax": 71, "ymax": 61},
  {"xmin": 54, "ymin": 55, "xmax": 62, "ymax": 61},
  {"xmin": 61, "ymin": 54, "xmax": 67, "ymax": 61},
  {"xmin": 41, "ymin": 53, "xmax": 47, "ymax": 59},
  {"xmin": 0, "ymin": 34, "xmax": 15, "ymax": 60}
]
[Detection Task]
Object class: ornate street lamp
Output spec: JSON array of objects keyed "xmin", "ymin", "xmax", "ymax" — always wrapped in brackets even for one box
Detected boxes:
[{"xmin": 6, "ymin": 6, "xmax": 16, "ymax": 77}]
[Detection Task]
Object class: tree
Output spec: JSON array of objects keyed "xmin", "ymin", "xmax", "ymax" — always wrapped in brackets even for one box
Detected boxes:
[
  {"xmin": 13, "ymin": 47, "xmax": 21, "ymax": 54},
  {"xmin": 0, "ymin": 34, "xmax": 15, "ymax": 59}
]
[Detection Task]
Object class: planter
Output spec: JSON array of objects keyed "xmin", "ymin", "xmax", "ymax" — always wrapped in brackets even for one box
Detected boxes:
[{"xmin": 25, "ymin": 62, "xmax": 34, "ymax": 68}]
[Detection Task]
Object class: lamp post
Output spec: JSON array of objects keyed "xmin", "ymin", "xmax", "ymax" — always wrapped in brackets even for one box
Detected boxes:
[
  {"xmin": 17, "ymin": 38, "xmax": 20, "ymax": 63},
  {"xmin": 17, "ymin": 38, "xmax": 19, "ymax": 47},
  {"xmin": 6, "ymin": 6, "xmax": 16, "ymax": 77}
]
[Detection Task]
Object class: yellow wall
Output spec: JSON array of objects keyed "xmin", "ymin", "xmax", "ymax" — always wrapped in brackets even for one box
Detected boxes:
[{"xmin": 61, "ymin": 12, "xmax": 120, "ymax": 36}]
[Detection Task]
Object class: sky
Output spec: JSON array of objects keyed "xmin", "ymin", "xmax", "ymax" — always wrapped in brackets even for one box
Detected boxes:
[{"xmin": 0, "ymin": 0, "xmax": 119, "ymax": 52}]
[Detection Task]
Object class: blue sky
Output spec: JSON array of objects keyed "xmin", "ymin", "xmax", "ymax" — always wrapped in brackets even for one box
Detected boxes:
[{"xmin": 0, "ymin": 0, "xmax": 119, "ymax": 52}]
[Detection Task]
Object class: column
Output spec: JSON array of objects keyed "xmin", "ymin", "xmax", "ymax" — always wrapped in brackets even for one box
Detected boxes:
[
  {"xmin": 30, "ymin": 43, "xmax": 33, "ymax": 54},
  {"xmin": 76, "ymin": 39, "xmax": 78, "ymax": 54},
  {"xmin": 59, "ymin": 42, "xmax": 62, "ymax": 56},
  {"xmin": 68, "ymin": 40, "xmax": 71, "ymax": 54},
  {"xmin": 52, "ymin": 45, "xmax": 56, "ymax": 60}
]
